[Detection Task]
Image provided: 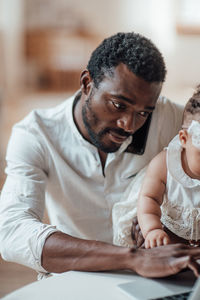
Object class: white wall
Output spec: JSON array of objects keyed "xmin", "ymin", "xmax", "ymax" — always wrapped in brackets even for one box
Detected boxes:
[
  {"xmin": 1, "ymin": 0, "xmax": 200, "ymax": 103},
  {"xmin": 117, "ymin": 0, "xmax": 200, "ymax": 103},
  {"xmin": 0, "ymin": 0, "xmax": 25, "ymax": 96}
]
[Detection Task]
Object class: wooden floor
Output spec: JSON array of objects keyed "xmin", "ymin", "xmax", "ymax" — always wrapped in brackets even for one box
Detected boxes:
[
  {"xmin": 0, "ymin": 90, "xmax": 71, "ymax": 298},
  {"xmin": 0, "ymin": 256, "xmax": 37, "ymax": 298}
]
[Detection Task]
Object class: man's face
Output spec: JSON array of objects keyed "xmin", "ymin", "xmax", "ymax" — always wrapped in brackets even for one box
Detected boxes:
[{"xmin": 78, "ymin": 63, "xmax": 162, "ymax": 153}]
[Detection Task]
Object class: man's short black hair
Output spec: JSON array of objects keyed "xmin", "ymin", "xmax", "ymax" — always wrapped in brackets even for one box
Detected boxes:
[{"xmin": 87, "ymin": 32, "xmax": 166, "ymax": 87}]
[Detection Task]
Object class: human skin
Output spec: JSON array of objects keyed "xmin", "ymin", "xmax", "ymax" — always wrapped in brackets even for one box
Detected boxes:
[
  {"xmin": 131, "ymin": 216, "xmax": 191, "ymax": 248},
  {"xmin": 138, "ymin": 126, "xmax": 200, "ymax": 249},
  {"xmin": 42, "ymin": 232, "xmax": 200, "ymax": 277},
  {"xmin": 74, "ymin": 63, "xmax": 160, "ymax": 167},
  {"xmin": 137, "ymin": 150, "xmax": 169, "ymax": 249},
  {"xmin": 42, "ymin": 64, "xmax": 200, "ymax": 277},
  {"xmin": 179, "ymin": 128, "xmax": 200, "ymax": 180}
]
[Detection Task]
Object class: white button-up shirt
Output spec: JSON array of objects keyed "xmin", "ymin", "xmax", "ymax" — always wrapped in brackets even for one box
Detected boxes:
[{"xmin": 0, "ymin": 93, "xmax": 183, "ymax": 273}]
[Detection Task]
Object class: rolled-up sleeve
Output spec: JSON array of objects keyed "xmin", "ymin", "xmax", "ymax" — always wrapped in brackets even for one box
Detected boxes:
[{"xmin": 0, "ymin": 125, "xmax": 59, "ymax": 273}]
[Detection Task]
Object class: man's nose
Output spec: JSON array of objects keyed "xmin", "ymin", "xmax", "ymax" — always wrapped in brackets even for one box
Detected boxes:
[{"xmin": 116, "ymin": 114, "xmax": 135, "ymax": 133}]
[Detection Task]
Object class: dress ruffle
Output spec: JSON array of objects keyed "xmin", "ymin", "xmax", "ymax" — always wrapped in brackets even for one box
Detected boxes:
[{"xmin": 161, "ymin": 135, "xmax": 200, "ymax": 241}]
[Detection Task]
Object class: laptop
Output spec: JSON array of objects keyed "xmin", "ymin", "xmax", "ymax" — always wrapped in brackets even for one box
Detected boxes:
[{"xmin": 118, "ymin": 270, "xmax": 200, "ymax": 300}]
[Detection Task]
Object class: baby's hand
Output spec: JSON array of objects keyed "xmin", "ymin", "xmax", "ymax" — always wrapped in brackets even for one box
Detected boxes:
[{"xmin": 145, "ymin": 229, "xmax": 170, "ymax": 249}]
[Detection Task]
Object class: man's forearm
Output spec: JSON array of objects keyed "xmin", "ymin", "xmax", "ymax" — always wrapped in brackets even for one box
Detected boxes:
[
  {"xmin": 42, "ymin": 231, "xmax": 133, "ymax": 273},
  {"xmin": 42, "ymin": 232, "xmax": 200, "ymax": 278}
]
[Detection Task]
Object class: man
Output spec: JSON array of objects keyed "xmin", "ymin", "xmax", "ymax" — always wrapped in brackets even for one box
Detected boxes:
[{"xmin": 0, "ymin": 32, "xmax": 200, "ymax": 278}]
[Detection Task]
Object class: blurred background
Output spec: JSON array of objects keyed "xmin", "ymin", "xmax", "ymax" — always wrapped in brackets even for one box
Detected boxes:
[{"xmin": 1, "ymin": 0, "xmax": 200, "ymax": 297}]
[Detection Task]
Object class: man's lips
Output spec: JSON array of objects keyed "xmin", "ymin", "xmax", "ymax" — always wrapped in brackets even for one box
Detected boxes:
[{"xmin": 108, "ymin": 130, "xmax": 130, "ymax": 144}]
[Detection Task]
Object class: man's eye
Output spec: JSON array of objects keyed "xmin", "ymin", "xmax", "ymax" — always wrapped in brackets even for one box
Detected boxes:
[
  {"xmin": 138, "ymin": 111, "xmax": 149, "ymax": 117},
  {"xmin": 111, "ymin": 101, "xmax": 125, "ymax": 110}
]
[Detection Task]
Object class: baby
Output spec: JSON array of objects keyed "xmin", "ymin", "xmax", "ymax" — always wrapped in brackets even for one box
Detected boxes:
[{"xmin": 138, "ymin": 86, "xmax": 200, "ymax": 248}]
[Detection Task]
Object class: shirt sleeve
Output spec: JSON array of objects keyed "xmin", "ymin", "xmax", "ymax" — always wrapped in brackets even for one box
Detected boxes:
[
  {"xmin": 158, "ymin": 97, "xmax": 184, "ymax": 149},
  {"xmin": 0, "ymin": 126, "xmax": 59, "ymax": 273}
]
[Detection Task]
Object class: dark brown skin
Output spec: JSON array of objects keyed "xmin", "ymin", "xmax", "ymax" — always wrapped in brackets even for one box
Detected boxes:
[
  {"xmin": 42, "ymin": 64, "xmax": 200, "ymax": 278},
  {"xmin": 74, "ymin": 63, "xmax": 160, "ymax": 168},
  {"xmin": 42, "ymin": 232, "xmax": 200, "ymax": 277}
]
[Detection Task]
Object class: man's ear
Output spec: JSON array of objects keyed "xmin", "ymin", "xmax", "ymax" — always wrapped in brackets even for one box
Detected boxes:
[
  {"xmin": 80, "ymin": 70, "xmax": 93, "ymax": 95},
  {"xmin": 179, "ymin": 129, "xmax": 188, "ymax": 148}
]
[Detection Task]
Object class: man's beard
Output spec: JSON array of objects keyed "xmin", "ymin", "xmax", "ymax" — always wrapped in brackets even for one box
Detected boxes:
[{"xmin": 82, "ymin": 94, "xmax": 130, "ymax": 153}]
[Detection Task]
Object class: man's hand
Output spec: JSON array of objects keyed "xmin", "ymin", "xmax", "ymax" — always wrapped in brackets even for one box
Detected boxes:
[
  {"xmin": 130, "ymin": 243, "xmax": 200, "ymax": 278},
  {"xmin": 42, "ymin": 232, "xmax": 200, "ymax": 279},
  {"xmin": 145, "ymin": 229, "xmax": 170, "ymax": 249},
  {"xmin": 131, "ymin": 216, "xmax": 144, "ymax": 248}
]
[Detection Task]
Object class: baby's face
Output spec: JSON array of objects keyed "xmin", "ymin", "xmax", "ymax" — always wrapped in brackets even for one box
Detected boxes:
[{"xmin": 183, "ymin": 133, "xmax": 200, "ymax": 179}]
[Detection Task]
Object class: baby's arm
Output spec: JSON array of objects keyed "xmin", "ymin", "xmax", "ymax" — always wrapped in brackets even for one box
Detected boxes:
[{"xmin": 137, "ymin": 150, "xmax": 170, "ymax": 248}]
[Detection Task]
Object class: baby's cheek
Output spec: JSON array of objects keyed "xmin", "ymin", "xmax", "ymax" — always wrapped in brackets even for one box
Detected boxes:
[{"xmin": 190, "ymin": 157, "xmax": 200, "ymax": 175}]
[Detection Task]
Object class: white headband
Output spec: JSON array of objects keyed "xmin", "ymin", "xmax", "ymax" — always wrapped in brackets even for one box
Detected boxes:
[{"xmin": 187, "ymin": 120, "xmax": 200, "ymax": 149}]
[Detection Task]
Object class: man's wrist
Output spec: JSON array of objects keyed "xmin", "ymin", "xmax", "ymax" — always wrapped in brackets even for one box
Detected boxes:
[{"xmin": 121, "ymin": 247, "xmax": 138, "ymax": 272}]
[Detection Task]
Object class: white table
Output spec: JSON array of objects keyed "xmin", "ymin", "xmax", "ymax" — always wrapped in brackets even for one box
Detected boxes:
[
  {"xmin": 1, "ymin": 269, "xmax": 196, "ymax": 300},
  {"xmin": 1, "ymin": 270, "xmax": 139, "ymax": 300}
]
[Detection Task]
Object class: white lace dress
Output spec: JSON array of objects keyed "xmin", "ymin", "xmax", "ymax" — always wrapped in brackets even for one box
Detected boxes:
[
  {"xmin": 112, "ymin": 135, "xmax": 200, "ymax": 247},
  {"xmin": 161, "ymin": 135, "xmax": 200, "ymax": 242},
  {"xmin": 112, "ymin": 166, "xmax": 147, "ymax": 247}
]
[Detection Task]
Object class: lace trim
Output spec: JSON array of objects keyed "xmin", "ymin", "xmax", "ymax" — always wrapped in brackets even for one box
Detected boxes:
[
  {"xmin": 161, "ymin": 200, "xmax": 200, "ymax": 240},
  {"xmin": 113, "ymin": 227, "xmax": 134, "ymax": 248}
]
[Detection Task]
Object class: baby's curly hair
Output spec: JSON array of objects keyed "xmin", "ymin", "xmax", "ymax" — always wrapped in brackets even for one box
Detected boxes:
[
  {"xmin": 87, "ymin": 32, "xmax": 166, "ymax": 88},
  {"xmin": 183, "ymin": 85, "xmax": 200, "ymax": 125}
]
